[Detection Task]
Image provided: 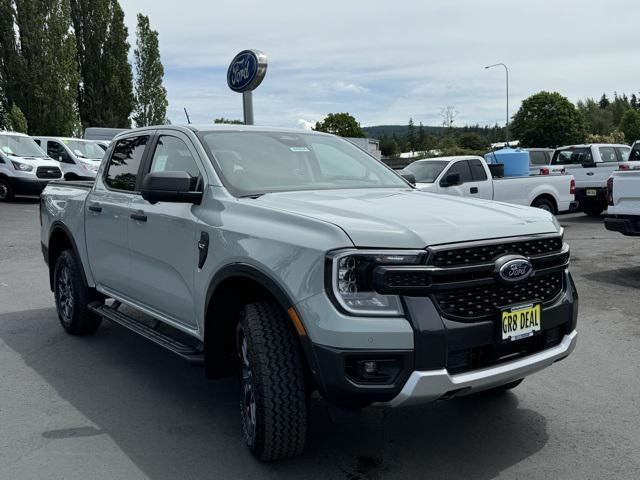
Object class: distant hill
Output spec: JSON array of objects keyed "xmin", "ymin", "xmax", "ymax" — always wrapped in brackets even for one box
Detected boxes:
[{"xmin": 363, "ymin": 125, "xmax": 446, "ymax": 138}]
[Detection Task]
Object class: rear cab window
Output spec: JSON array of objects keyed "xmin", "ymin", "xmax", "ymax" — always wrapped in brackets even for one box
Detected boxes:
[
  {"xmin": 598, "ymin": 146, "xmax": 617, "ymax": 163},
  {"xmin": 551, "ymin": 148, "xmax": 593, "ymax": 165},
  {"xmin": 529, "ymin": 151, "xmax": 549, "ymax": 166},
  {"xmin": 615, "ymin": 146, "xmax": 631, "ymax": 162},
  {"xmin": 104, "ymin": 136, "xmax": 149, "ymax": 191}
]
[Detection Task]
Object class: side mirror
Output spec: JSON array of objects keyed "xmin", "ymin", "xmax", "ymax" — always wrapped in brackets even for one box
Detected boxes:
[
  {"xmin": 441, "ymin": 172, "xmax": 461, "ymax": 187},
  {"xmin": 400, "ymin": 171, "xmax": 416, "ymax": 185},
  {"xmin": 141, "ymin": 171, "xmax": 203, "ymax": 205}
]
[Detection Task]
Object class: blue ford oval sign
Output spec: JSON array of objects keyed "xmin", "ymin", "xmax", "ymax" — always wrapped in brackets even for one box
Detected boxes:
[
  {"xmin": 494, "ymin": 255, "xmax": 533, "ymax": 283},
  {"xmin": 227, "ymin": 49, "xmax": 268, "ymax": 93}
]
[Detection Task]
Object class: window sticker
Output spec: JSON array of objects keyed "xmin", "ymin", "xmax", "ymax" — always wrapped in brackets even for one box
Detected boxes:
[{"xmin": 290, "ymin": 147, "xmax": 310, "ymax": 152}]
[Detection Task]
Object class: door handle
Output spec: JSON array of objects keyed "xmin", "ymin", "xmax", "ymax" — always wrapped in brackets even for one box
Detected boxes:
[
  {"xmin": 130, "ymin": 212, "xmax": 147, "ymax": 222},
  {"xmin": 470, "ymin": 187, "xmax": 479, "ymax": 194},
  {"xmin": 586, "ymin": 172, "xmax": 594, "ymax": 176},
  {"xmin": 88, "ymin": 203, "xmax": 102, "ymax": 213}
]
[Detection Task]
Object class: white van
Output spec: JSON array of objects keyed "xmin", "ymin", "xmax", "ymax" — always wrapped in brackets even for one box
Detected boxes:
[
  {"xmin": 32, "ymin": 137, "xmax": 104, "ymax": 180},
  {"xmin": 0, "ymin": 131, "xmax": 62, "ymax": 201}
]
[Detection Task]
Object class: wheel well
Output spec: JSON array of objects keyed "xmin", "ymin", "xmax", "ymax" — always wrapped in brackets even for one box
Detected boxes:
[
  {"xmin": 532, "ymin": 194, "xmax": 557, "ymax": 214},
  {"xmin": 204, "ymin": 275, "xmax": 308, "ymax": 380},
  {"xmin": 48, "ymin": 227, "xmax": 74, "ymax": 291}
]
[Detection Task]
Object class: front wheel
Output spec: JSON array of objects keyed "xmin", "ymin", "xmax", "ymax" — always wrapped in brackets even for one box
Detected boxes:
[
  {"xmin": 0, "ymin": 178, "xmax": 15, "ymax": 202},
  {"xmin": 53, "ymin": 250, "xmax": 102, "ymax": 335},
  {"xmin": 236, "ymin": 301, "xmax": 308, "ymax": 461}
]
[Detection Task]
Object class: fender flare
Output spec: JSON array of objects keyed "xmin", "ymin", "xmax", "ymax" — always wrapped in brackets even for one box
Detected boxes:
[{"xmin": 47, "ymin": 221, "xmax": 90, "ymax": 290}]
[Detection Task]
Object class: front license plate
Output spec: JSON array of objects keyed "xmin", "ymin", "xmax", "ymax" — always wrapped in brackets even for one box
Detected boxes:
[
  {"xmin": 501, "ymin": 303, "xmax": 541, "ymax": 341},
  {"xmin": 586, "ymin": 189, "xmax": 597, "ymax": 197}
]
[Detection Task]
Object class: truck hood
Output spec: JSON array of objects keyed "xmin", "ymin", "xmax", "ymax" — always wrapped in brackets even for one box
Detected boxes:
[{"xmin": 253, "ymin": 188, "xmax": 559, "ymax": 248}]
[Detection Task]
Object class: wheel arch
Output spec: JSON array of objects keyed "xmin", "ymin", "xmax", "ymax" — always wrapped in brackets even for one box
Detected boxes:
[
  {"xmin": 531, "ymin": 193, "xmax": 558, "ymax": 214},
  {"xmin": 203, "ymin": 264, "xmax": 316, "ymax": 380},
  {"xmin": 47, "ymin": 222, "xmax": 88, "ymax": 291}
]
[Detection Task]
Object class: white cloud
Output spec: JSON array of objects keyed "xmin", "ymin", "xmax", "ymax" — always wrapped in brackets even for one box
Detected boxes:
[{"xmin": 120, "ymin": 0, "xmax": 640, "ymax": 129}]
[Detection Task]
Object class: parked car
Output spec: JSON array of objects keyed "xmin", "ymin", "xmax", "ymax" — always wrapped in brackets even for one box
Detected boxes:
[
  {"xmin": 32, "ymin": 136, "xmax": 104, "ymax": 180},
  {"xmin": 547, "ymin": 144, "xmax": 638, "ymax": 216},
  {"xmin": 0, "ymin": 131, "xmax": 62, "ymax": 201},
  {"xmin": 604, "ymin": 169, "xmax": 640, "ymax": 236},
  {"xmin": 630, "ymin": 140, "xmax": 640, "ymax": 161},
  {"xmin": 403, "ymin": 156, "xmax": 576, "ymax": 214},
  {"xmin": 40, "ymin": 125, "xmax": 578, "ymax": 461}
]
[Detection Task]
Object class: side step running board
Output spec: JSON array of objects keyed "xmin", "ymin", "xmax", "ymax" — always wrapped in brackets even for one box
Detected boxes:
[{"xmin": 90, "ymin": 303, "xmax": 204, "ymax": 364}]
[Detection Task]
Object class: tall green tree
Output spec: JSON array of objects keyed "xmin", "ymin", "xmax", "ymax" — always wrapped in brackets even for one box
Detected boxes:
[
  {"xmin": 0, "ymin": 0, "xmax": 80, "ymax": 135},
  {"xmin": 132, "ymin": 14, "xmax": 168, "ymax": 127},
  {"xmin": 70, "ymin": 0, "xmax": 133, "ymax": 128},
  {"xmin": 406, "ymin": 117, "xmax": 416, "ymax": 151},
  {"xmin": 4, "ymin": 103, "xmax": 28, "ymax": 132},
  {"xmin": 511, "ymin": 91, "xmax": 586, "ymax": 148},
  {"xmin": 619, "ymin": 109, "xmax": 640, "ymax": 143},
  {"xmin": 313, "ymin": 112, "xmax": 365, "ymax": 137},
  {"xmin": 577, "ymin": 98, "xmax": 614, "ymax": 135}
]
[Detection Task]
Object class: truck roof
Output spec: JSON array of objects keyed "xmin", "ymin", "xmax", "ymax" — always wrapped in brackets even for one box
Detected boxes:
[
  {"xmin": 112, "ymin": 124, "xmax": 334, "ymax": 141},
  {"xmin": 0, "ymin": 130, "xmax": 29, "ymax": 137},
  {"xmin": 556, "ymin": 143, "xmax": 630, "ymax": 150}
]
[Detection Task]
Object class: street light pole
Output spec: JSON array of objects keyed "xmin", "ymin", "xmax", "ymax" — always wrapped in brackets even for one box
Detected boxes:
[{"xmin": 485, "ymin": 63, "xmax": 509, "ymax": 145}]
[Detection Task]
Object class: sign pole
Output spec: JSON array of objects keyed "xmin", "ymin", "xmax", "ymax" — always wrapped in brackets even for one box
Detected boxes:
[
  {"xmin": 227, "ymin": 50, "xmax": 267, "ymax": 125},
  {"xmin": 243, "ymin": 91, "xmax": 254, "ymax": 125}
]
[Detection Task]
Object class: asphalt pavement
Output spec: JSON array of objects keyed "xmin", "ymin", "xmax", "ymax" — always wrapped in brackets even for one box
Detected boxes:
[{"xmin": 1, "ymin": 197, "xmax": 639, "ymax": 480}]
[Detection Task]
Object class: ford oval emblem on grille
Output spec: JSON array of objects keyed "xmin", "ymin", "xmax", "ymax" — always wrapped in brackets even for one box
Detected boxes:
[{"xmin": 494, "ymin": 255, "xmax": 533, "ymax": 283}]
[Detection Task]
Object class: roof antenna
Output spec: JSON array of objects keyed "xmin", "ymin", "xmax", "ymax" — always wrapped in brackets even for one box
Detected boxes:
[{"xmin": 184, "ymin": 107, "xmax": 192, "ymax": 124}]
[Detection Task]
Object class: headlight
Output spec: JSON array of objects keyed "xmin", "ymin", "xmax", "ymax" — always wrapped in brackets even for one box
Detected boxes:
[
  {"xmin": 11, "ymin": 160, "xmax": 33, "ymax": 172},
  {"xmin": 328, "ymin": 249, "xmax": 425, "ymax": 316}
]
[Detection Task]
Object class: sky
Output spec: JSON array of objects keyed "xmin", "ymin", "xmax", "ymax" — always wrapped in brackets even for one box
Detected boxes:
[{"xmin": 119, "ymin": 0, "xmax": 640, "ymax": 130}]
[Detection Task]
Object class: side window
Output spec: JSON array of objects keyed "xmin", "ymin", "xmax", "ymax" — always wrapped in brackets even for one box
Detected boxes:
[
  {"xmin": 104, "ymin": 136, "xmax": 148, "ymax": 191},
  {"xmin": 469, "ymin": 159, "xmax": 488, "ymax": 181},
  {"xmin": 598, "ymin": 147, "xmax": 617, "ymax": 163},
  {"xmin": 149, "ymin": 136, "xmax": 201, "ymax": 191},
  {"xmin": 48, "ymin": 141, "xmax": 72, "ymax": 163},
  {"xmin": 445, "ymin": 161, "xmax": 472, "ymax": 184},
  {"xmin": 615, "ymin": 146, "xmax": 631, "ymax": 162}
]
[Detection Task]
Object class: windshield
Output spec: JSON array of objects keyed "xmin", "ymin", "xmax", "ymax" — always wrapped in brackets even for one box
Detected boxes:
[
  {"xmin": 200, "ymin": 131, "xmax": 408, "ymax": 195},
  {"xmin": 0, "ymin": 135, "xmax": 47, "ymax": 158},
  {"xmin": 403, "ymin": 160, "xmax": 449, "ymax": 183},
  {"xmin": 62, "ymin": 139, "xmax": 104, "ymax": 160}
]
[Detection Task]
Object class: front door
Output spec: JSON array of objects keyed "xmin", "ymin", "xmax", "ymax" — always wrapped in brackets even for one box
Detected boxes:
[
  {"xmin": 127, "ymin": 131, "xmax": 206, "ymax": 329},
  {"xmin": 85, "ymin": 135, "xmax": 150, "ymax": 296}
]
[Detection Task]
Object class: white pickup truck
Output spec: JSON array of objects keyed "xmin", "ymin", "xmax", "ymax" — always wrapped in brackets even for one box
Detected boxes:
[
  {"xmin": 402, "ymin": 156, "xmax": 576, "ymax": 214},
  {"xmin": 604, "ymin": 169, "xmax": 640, "ymax": 236},
  {"xmin": 547, "ymin": 144, "xmax": 640, "ymax": 216}
]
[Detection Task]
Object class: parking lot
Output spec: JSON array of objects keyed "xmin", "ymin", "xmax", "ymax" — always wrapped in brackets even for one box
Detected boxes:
[{"xmin": 1, "ymin": 198, "xmax": 639, "ymax": 480}]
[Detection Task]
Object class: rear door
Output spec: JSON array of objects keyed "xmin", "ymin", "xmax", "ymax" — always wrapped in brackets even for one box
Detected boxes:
[
  {"xmin": 126, "ymin": 130, "xmax": 206, "ymax": 329},
  {"xmin": 468, "ymin": 159, "xmax": 493, "ymax": 199},
  {"xmin": 85, "ymin": 135, "xmax": 150, "ymax": 296}
]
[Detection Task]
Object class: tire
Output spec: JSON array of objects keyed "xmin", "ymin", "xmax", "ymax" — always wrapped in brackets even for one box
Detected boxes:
[
  {"xmin": 236, "ymin": 301, "xmax": 307, "ymax": 461},
  {"xmin": 0, "ymin": 178, "xmax": 15, "ymax": 202},
  {"xmin": 583, "ymin": 203, "xmax": 604, "ymax": 217},
  {"xmin": 478, "ymin": 378, "xmax": 524, "ymax": 395},
  {"xmin": 531, "ymin": 197, "xmax": 556, "ymax": 215},
  {"xmin": 53, "ymin": 250, "xmax": 102, "ymax": 335}
]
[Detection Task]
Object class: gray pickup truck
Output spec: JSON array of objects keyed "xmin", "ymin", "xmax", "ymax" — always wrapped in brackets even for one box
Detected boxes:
[{"xmin": 40, "ymin": 125, "xmax": 578, "ymax": 461}]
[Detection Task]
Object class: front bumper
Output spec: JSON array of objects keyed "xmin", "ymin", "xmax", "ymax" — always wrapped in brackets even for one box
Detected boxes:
[
  {"xmin": 305, "ymin": 271, "xmax": 578, "ymax": 408},
  {"xmin": 604, "ymin": 215, "xmax": 640, "ymax": 236},
  {"xmin": 382, "ymin": 330, "xmax": 577, "ymax": 407},
  {"xmin": 10, "ymin": 176, "xmax": 53, "ymax": 195}
]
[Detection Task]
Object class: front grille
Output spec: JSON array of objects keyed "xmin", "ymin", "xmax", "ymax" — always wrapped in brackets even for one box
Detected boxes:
[
  {"xmin": 431, "ymin": 237, "xmax": 563, "ymax": 267},
  {"xmin": 434, "ymin": 271, "xmax": 564, "ymax": 320},
  {"xmin": 36, "ymin": 166, "xmax": 62, "ymax": 179}
]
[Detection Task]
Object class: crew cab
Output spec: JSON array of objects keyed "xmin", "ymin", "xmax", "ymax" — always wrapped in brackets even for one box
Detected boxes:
[
  {"xmin": 0, "ymin": 131, "xmax": 62, "ymax": 201},
  {"xmin": 32, "ymin": 136, "xmax": 104, "ymax": 180},
  {"xmin": 403, "ymin": 156, "xmax": 576, "ymax": 214},
  {"xmin": 40, "ymin": 125, "xmax": 578, "ymax": 461},
  {"xmin": 547, "ymin": 144, "xmax": 639, "ymax": 216},
  {"xmin": 605, "ymin": 168, "xmax": 640, "ymax": 236}
]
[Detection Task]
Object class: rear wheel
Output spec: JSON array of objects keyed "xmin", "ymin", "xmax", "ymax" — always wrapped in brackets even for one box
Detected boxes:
[
  {"xmin": 236, "ymin": 301, "xmax": 307, "ymax": 461},
  {"xmin": 0, "ymin": 178, "xmax": 14, "ymax": 202},
  {"xmin": 531, "ymin": 197, "xmax": 556, "ymax": 214},
  {"xmin": 53, "ymin": 250, "xmax": 102, "ymax": 335}
]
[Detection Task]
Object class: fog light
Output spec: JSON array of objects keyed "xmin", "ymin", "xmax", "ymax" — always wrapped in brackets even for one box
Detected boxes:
[
  {"xmin": 345, "ymin": 357, "xmax": 403, "ymax": 384},
  {"xmin": 363, "ymin": 361, "xmax": 377, "ymax": 375}
]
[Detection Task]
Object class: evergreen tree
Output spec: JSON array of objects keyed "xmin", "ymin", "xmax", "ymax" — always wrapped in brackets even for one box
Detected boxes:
[
  {"xmin": 406, "ymin": 118, "xmax": 416, "ymax": 151},
  {"xmin": 599, "ymin": 93, "xmax": 610, "ymax": 109},
  {"xmin": 4, "ymin": 103, "xmax": 28, "ymax": 132},
  {"xmin": 417, "ymin": 122, "xmax": 426, "ymax": 151},
  {"xmin": 631, "ymin": 94, "xmax": 638, "ymax": 110},
  {"xmin": 1, "ymin": 0, "xmax": 79, "ymax": 135},
  {"xmin": 132, "ymin": 14, "xmax": 168, "ymax": 127},
  {"xmin": 71, "ymin": 0, "xmax": 133, "ymax": 128}
]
